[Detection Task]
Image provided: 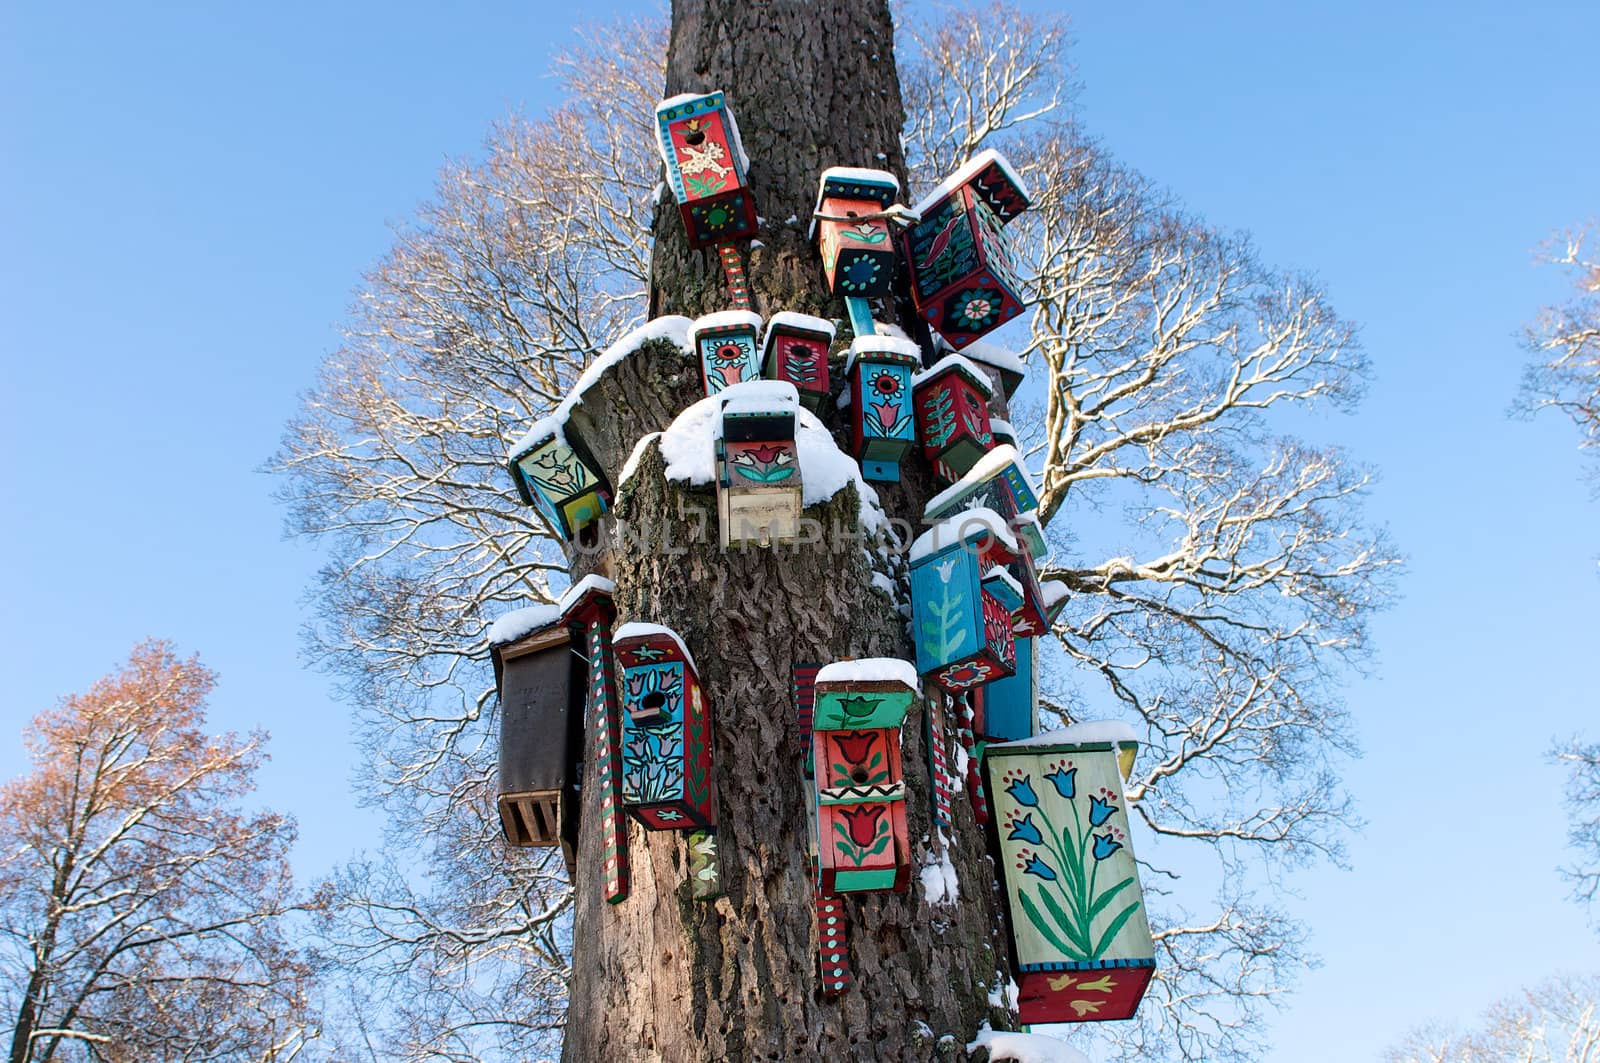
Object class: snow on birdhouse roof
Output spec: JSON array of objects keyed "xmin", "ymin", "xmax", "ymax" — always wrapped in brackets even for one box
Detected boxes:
[
  {"xmin": 507, "ymin": 415, "xmax": 564, "ymax": 463},
  {"xmin": 950, "ymin": 336, "xmax": 1026, "ymax": 381},
  {"xmin": 844, "ymin": 334, "xmax": 923, "ymax": 373},
  {"xmin": 816, "ymin": 657, "xmax": 920, "ymax": 691},
  {"xmin": 923, "ymin": 444, "xmax": 1037, "ymax": 517},
  {"xmin": 1041, "ymin": 578, "xmax": 1069, "ymax": 608},
  {"xmin": 557, "ymin": 574, "xmax": 616, "ymax": 615},
  {"xmin": 982, "ymin": 566, "xmax": 1024, "ymax": 601},
  {"xmin": 990, "ymin": 417, "xmax": 1016, "ymax": 440},
  {"xmin": 718, "ymin": 379, "xmax": 799, "ymax": 420},
  {"xmin": 993, "ymin": 719, "xmax": 1140, "ymax": 751},
  {"xmin": 624, "ymin": 394, "xmax": 888, "ymax": 532},
  {"xmin": 763, "ymin": 311, "xmax": 837, "ymax": 348},
  {"xmin": 487, "ymin": 603, "xmax": 564, "ymax": 647},
  {"xmin": 908, "ymin": 507, "xmax": 1019, "ymax": 563},
  {"xmin": 911, "ymin": 353, "xmax": 995, "ymax": 396},
  {"xmin": 613, "ymin": 621, "xmax": 698, "ymax": 673},
  {"xmin": 809, "ymin": 166, "xmax": 902, "ymax": 238},
  {"xmin": 967, "ymin": 1024, "xmax": 1091, "ymax": 1063},
  {"xmin": 687, "ymin": 310, "xmax": 764, "ymax": 349},
  {"xmin": 911, "ymin": 148, "xmax": 1031, "ymax": 218}
]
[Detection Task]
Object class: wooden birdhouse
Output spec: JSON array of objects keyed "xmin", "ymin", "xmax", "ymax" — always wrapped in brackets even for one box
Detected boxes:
[
  {"xmin": 690, "ymin": 310, "xmax": 764, "ymax": 395},
  {"xmin": 613, "ymin": 623, "xmax": 717, "ymax": 831},
  {"xmin": 716, "ymin": 381, "xmax": 803, "ymax": 548},
  {"xmin": 762, "ymin": 312, "xmax": 836, "ymax": 412},
  {"xmin": 506, "ymin": 417, "xmax": 611, "ymax": 541},
  {"xmin": 491, "ymin": 606, "xmax": 585, "ymax": 870},
  {"xmin": 909, "ymin": 512, "xmax": 1019, "ymax": 692},
  {"xmin": 655, "ymin": 91, "xmax": 759, "ymax": 249},
  {"xmin": 923, "ymin": 443, "xmax": 1047, "ymax": 558},
  {"xmin": 986, "ymin": 723, "xmax": 1154, "ymax": 1024},
  {"xmin": 1006, "ymin": 544, "xmax": 1052, "ymax": 639},
  {"xmin": 914, "ymin": 353, "xmax": 997, "ymax": 481},
  {"xmin": 809, "ymin": 658, "xmax": 919, "ymax": 893},
  {"xmin": 846, "ymin": 335, "xmax": 922, "ymax": 482},
  {"xmin": 811, "ymin": 167, "xmax": 901, "ymax": 298},
  {"xmin": 902, "ymin": 149, "xmax": 1031, "ymax": 349}
]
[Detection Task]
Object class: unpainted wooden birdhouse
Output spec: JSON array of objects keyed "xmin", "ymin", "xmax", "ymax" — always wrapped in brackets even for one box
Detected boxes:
[
  {"xmin": 613, "ymin": 623, "xmax": 716, "ymax": 831},
  {"xmin": 761, "ymin": 312, "xmax": 836, "ymax": 412},
  {"xmin": 811, "ymin": 167, "xmax": 901, "ymax": 299},
  {"xmin": 909, "ymin": 512, "xmax": 1020, "ymax": 692},
  {"xmin": 913, "ymin": 353, "xmax": 997, "ymax": 481},
  {"xmin": 690, "ymin": 310, "xmax": 764, "ymax": 396},
  {"xmin": 716, "ymin": 381, "xmax": 803, "ymax": 548},
  {"xmin": 491, "ymin": 607, "xmax": 586, "ymax": 872},
  {"xmin": 846, "ymin": 334, "xmax": 923, "ymax": 482},
  {"xmin": 506, "ymin": 418, "xmax": 611, "ymax": 541},
  {"xmin": 655, "ymin": 91, "xmax": 759, "ymax": 249},
  {"xmin": 808, "ymin": 658, "xmax": 919, "ymax": 893},
  {"xmin": 902, "ymin": 150, "xmax": 1031, "ymax": 349},
  {"xmin": 986, "ymin": 723, "xmax": 1154, "ymax": 1025}
]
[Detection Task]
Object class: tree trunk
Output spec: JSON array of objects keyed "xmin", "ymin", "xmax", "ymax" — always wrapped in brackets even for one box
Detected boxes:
[{"xmin": 562, "ymin": 2, "xmax": 1010, "ymax": 1059}]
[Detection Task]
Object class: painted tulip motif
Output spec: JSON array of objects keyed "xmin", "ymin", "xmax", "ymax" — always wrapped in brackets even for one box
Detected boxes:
[
  {"xmin": 730, "ymin": 443, "xmax": 796, "ymax": 484},
  {"xmin": 834, "ymin": 803, "xmax": 891, "ymax": 866},
  {"xmin": 1006, "ymin": 812, "xmax": 1043, "ymax": 846},
  {"xmin": 1046, "ymin": 764, "xmax": 1077, "ymax": 800},
  {"xmin": 829, "ymin": 731, "xmax": 890, "ymax": 788}
]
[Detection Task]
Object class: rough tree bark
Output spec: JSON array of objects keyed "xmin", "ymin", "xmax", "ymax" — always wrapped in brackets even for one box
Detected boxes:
[{"xmin": 562, "ymin": 2, "xmax": 1010, "ymax": 1060}]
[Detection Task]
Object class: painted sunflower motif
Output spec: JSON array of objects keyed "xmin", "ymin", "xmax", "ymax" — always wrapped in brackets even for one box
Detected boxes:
[{"xmin": 949, "ymin": 287, "xmax": 1002, "ymax": 332}]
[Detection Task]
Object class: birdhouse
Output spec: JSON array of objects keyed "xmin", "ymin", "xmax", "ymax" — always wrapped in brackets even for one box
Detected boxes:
[
  {"xmin": 986, "ymin": 723, "xmax": 1154, "ymax": 1024},
  {"xmin": 914, "ymin": 353, "xmax": 997, "ymax": 481},
  {"xmin": 991, "ymin": 418, "xmax": 1018, "ymax": 450},
  {"xmin": 923, "ymin": 443, "xmax": 1047, "ymax": 558},
  {"xmin": 491, "ymin": 606, "xmax": 585, "ymax": 870},
  {"xmin": 716, "ymin": 381, "xmax": 803, "ymax": 548},
  {"xmin": 690, "ymin": 310, "xmax": 764, "ymax": 395},
  {"xmin": 762, "ymin": 312, "xmax": 836, "ymax": 412},
  {"xmin": 506, "ymin": 418, "xmax": 611, "ymax": 541},
  {"xmin": 613, "ymin": 623, "xmax": 717, "ymax": 831},
  {"xmin": 655, "ymin": 91, "xmax": 759, "ymax": 249},
  {"xmin": 902, "ymin": 150, "xmax": 1031, "ymax": 349},
  {"xmin": 809, "ymin": 658, "xmax": 919, "ymax": 893},
  {"xmin": 976, "ymin": 631, "xmax": 1037, "ymax": 743},
  {"xmin": 1006, "ymin": 544, "xmax": 1052, "ymax": 639},
  {"xmin": 811, "ymin": 167, "xmax": 901, "ymax": 298},
  {"xmin": 1042, "ymin": 578, "xmax": 1069, "ymax": 624},
  {"xmin": 846, "ymin": 335, "xmax": 923, "ymax": 482},
  {"xmin": 955, "ymin": 338, "xmax": 1026, "ymax": 406},
  {"xmin": 909, "ymin": 512, "xmax": 1019, "ymax": 692}
]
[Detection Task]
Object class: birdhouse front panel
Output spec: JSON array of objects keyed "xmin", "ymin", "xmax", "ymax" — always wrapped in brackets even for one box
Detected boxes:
[
  {"xmin": 691, "ymin": 311, "xmax": 764, "ymax": 395},
  {"xmin": 762, "ymin": 313, "xmax": 836, "ymax": 411},
  {"xmin": 986, "ymin": 732, "xmax": 1155, "ymax": 1024},
  {"xmin": 910, "ymin": 537, "xmax": 1017, "ymax": 692},
  {"xmin": 979, "ymin": 635, "xmax": 1036, "ymax": 742},
  {"xmin": 614, "ymin": 626, "xmax": 716, "ymax": 831},
  {"xmin": 507, "ymin": 424, "xmax": 611, "ymax": 541},
  {"xmin": 655, "ymin": 92, "xmax": 759, "ymax": 248},
  {"xmin": 847, "ymin": 338, "xmax": 922, "ymax": 482},
  {"xmin": 812, "ymin": 726, "xmax": 911, "ymax": 893},
  {"xmin": 717, "ymin": 381, "xmax": 803, "ymax": 547},
  {"xmin": 495, "ymin": 620, "xmax": 584, "ymax": 864},
  {"xmin": 901, "ymin": 187, "xmax": 1025, "ymax": 349},
  {"xmin": 812, "ymin": 167, "xmax": 900, "ymax": 299},
  {"xmin": 914, "ymin": 355, "xmax": 996, "ymax": 481}
]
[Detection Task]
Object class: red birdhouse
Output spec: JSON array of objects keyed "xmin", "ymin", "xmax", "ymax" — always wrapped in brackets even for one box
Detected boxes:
[
  {"xmin": 655, "ymin": 91, "xmax": 759, "ymax": 249},
  {"xmin": 811, "ymin": 167, "xmax": 901, "ymax": 298},
  {"xmin": 762, "ymin": 312, "xmax": 836, "ymax": 412},
  {"xmin": 913, "ymin": 353, "xmax": 997, "ymax": 481}
]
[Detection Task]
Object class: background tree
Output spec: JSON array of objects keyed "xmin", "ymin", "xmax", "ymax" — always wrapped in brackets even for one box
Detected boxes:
[
  {"xmin": 0, "ymin": 640, "xmax": 317, "ymax": 1063},
  {"xmin": 1382, "ymin": 973, "xmax": 1600, "ymax": 1063},
  {"xmin": 1556, "ymin": 741, "xmax": 1600, "ymax": 918},
  {"xmin": 274, "ymin": 2, "xmax": 1397, "ymax": 1058},
  {"xmin": 1517, "ymin": 221, "xmax": 1600, "ymax": 493}
]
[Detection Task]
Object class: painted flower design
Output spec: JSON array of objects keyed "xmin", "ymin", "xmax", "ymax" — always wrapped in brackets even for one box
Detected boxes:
[
  {"xmin": 1045, "ymin": 764, "xmax": 1077, "ymax": 800},
  {"xmin": 730, "ymin": 444, "xmax": 795, "ymax": 483},
  {"xmin": 1088, "ymin": 795, "xmax": 1118, "ymax": 827},
  {"xmin": 838, "ymin": 804, "xmax": 886, "ymax": 848},
  {"xmin": 936, "ymin": 661, "xmax": 992, "ymax": 689},
  {"xmin": 1003, "ymin": 773, "xmax": 1038, "ymax": 808},
  {"xmin": 657, "ymin": 809, "xmax": 685, "ymax": 822},
  {"xmin": 950, "ymin": 287, "xmax": 1002, "ymax": 331},
  {"xmin": 1092, "ymin": 832, "xmax": 1123, "ymax": 861},
  {"xmin": 1021, "ymin": 852, "xmax": 1057, "ymax": 881},
  {"xmin": 833, "ymin": 730, "xmax": 879, "ymax": 766},
  {"xmin": 527, "ymin": 449, "xmax": 581, "ymax": 494},
  {"xmin": 1006, "ymin": 813, "xmax": 1043, "ymax": 845},
  {"xmin": 842, "ymin": 256, "xmax": 884, "ymax": 292}
]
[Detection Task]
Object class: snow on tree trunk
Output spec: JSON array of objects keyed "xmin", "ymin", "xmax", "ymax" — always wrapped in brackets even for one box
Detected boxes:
[{"xmin": 560, "ymin": 2, "xmax": 1013, "ymax": 1060}]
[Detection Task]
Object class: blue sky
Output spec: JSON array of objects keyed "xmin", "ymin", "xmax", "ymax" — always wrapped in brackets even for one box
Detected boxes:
[{"xmin": 3, "ymin": 2, "xmax": 1596, "ymax": 1060}]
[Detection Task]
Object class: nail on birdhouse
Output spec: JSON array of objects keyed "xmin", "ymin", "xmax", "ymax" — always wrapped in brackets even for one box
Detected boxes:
[
  {"xmin": 909, "ymin": 512, "xmax": 1020, "ymax": 692},
  {"xmin": 655, "ymin": 91, "xmax": 759, "ymax": 249},
  {"xmin": 761, "ymin": 312, "xmax": 836, "ymax": 412},
  {"xmin": 902, "ymin": 149, "xmax": 1030, "ymax": 349},
  {"xmin": 845, "ymin": 334, "xmax": 923, "ymax": 482},
  {"xmin": 986, "ymin": 722, "xmax": 1154, "ymax": 1024},
  {"xmin": 716, "ymin": 380, "xmax": 803, "ymax": 548},
  {"xmin": 811, "ymin": 167, "xmax": 902, "ymax": 299},
  {"xmin": 809, "ymin": 658, "xmax": 919, "ymax": 894},
  {"xmin": 690, "ymin": 310, "xmax": 764, "ymax": 396},
  {"xmin": 613, "ymin": 623, "xmax": 717, "ymax": 831},
  {"xmin": 506, "ymin": 417, "xmax": 611, "ymax": 541},
  {"xmin": 913, "ymin": 353, "xmax": 997, "ymax": 482}
]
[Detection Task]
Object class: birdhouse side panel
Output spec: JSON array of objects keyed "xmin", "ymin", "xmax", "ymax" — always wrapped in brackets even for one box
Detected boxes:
[
  {"xmin": 813, "ymin": 727, "xmax": 910, "ymax": 893},
  {"xmin": 904, "ymin": 191, "xmax": 980, "ymax": 305},
  {"xmin": 764, "ymin": 334, "xmax": 831, "ymax": 407},
  {"xmin": 981, "ymin": 635, "xmax": 1036, "ymax": 742},
  {"xmin": 916, "ymin": 375, "xmax": 995, "ymax": 479},
  {"xmin": 660, "ymin": 104, "xmax": 747, "ymax": 203},
  {"xmin": 987, "ymin": 744, "xmax": 1156, "ymax": 1022}
]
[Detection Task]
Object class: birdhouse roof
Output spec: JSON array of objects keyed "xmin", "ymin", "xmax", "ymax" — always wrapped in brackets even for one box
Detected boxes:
[
  {"xmin": 487, "ymin": 603, "xmax": 565, "ymax": 647},
  {"xmin": 506, "ymin": 416, "xmax": 564, "ymax": 463},
  {"xmin": 923, "ymin": 444, "xmax": 1040, "ymax": 521},
  {"xmin": 614, "ymin": 621, "xmax": 698, "ymax": 673},
  {"xmin": 815, "ymin": 657, "xmax": 920, "ymax": 691},
  {"xmin": 990, "ymin": 719, "xmax": 1139, "ymax": 751},
  {"xmin": 911, "ymin": 148, "xmax": 1031, "ymax": 219},
  {"xmin": 908, "ymin": 507, "xmax": 1019, "ymax": 563},
  {"xmin": 982, "ymin": 566, "xmax": 1025, "ymax": 604},
  {"xmin": 844, "ymin": 334, "xmax": 923, "ymax": 373},
  {"xmin": 912, "ymin": 353, "xmax": 996, "ymax": 397},
  {"xmin": 688, "ymin": 309, "xmax": 764, "ymax": 348},
  {"xmin": 809, "ymin": 166, "xmax": 902, "ymax": 237},
  {"xmin": 762, "ymin": 311, "xmax": 837, "ymax": 351}
]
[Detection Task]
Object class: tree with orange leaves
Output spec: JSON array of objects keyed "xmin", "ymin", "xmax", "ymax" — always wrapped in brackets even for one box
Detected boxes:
[{"xmin": 1, "ymin": 641, "xmax": 319, "ymax": 1063}]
